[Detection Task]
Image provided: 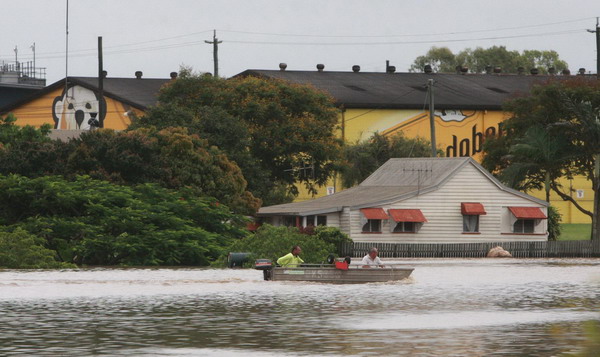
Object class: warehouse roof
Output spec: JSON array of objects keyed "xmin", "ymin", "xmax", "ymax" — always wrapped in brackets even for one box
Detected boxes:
[{"xmin": 237, "ymin": 69, "xmax": 582, "ymax": 110}]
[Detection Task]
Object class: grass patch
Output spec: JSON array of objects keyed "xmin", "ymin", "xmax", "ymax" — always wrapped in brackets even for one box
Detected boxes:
[{"xmin": 559, "ymin": 224, "xmax": 591, "ymax": 241}]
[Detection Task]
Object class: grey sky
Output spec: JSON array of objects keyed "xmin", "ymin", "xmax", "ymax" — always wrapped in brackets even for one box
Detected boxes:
[{"xmin": 2, "ymin": 0, "xmax": 599, "ymax": 84}]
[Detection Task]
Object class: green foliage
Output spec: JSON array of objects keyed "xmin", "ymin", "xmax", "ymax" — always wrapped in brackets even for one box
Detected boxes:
[
  {"xmin": 410, "ymin": 46, "xmax": 568, "ymax": 74},
  {"xmin": 0, "ymin": 117, "xmax": 260, "ymax": 214},
  {"xmin": 130, "ymin": 74, "xmax": 343, "ymax": 205},
  {"xmin": 482, "ymin": 78, "xmax": 600, "ymax": 222},
  {"xmin": 0, "ymin": 175, "xmax": 248, "ymax": 266},
  {"xmin": 313, "ymin": 226, "xmax": 352, "ymax": 255},
  {"xmin": 547, "ymin": 206, "xmax": 562, "ymax": 241},
  {"xmin": 340, "ymin": 132, "xmax": 435, "ymax": 188},
  {"xmin": 0, "ymin": 228, "xmax": 74, "ymax": 269},
  {"xmin": 227, "ymin": 224, "xmax": 336, "ymax": 264}
]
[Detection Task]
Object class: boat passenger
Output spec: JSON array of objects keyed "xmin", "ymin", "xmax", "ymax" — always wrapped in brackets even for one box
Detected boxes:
[
  {"xmin": 277, "ymin": 245, "xmax": 304, "ymax": 267},
  {"xmin": 361, "ymin": 247, "xmax": 384, "ymax": 268}
]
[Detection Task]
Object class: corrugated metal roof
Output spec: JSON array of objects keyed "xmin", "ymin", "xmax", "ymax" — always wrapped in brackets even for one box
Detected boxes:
[
  {"xmin": 257, "ymin": 157, "xmax": 548, "ymax": 216},
  {"xmin": 237, "ymin": 70, "xmax": 579, "ymax": 110}
]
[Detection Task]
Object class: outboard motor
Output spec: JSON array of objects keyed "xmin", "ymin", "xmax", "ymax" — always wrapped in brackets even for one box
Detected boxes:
[{"xmin": 255, "ymin": 259, "xmax": 273, "ymax": 280}]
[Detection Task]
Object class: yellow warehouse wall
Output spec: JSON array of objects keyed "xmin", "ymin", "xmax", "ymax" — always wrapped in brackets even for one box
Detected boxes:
[{"xmin": 7, "ymin": 85, "xmax": 141, "ymax": 131}]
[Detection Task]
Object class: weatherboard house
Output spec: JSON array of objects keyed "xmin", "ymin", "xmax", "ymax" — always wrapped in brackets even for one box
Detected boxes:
[{"xmin": 257, "ymin": 157, "xmax": 549, "ymax": 243}]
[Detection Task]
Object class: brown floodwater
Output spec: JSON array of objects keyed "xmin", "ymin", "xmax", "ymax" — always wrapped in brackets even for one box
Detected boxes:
[{"xmin": 1, "ymin": 258, "xmax": 599, "ymax": 356}]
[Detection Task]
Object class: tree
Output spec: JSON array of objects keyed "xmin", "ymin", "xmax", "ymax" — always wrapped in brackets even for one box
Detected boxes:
[
  {"xmin": 0, "ymin": 117, "xmax": 260, "ymax": 214},
  {"xmin": 0, "ymin": 175, "xmax": 248, "ymax": 266},
  {"xmin": 339, "ymin": 132, "xmax": 435, "ymax": 188},
  {"xmin": 481, "ymin": 77, "xmax": 600, "ymax": 240},
  {"xmin": 410, "ymin": 46, "xmax": 568, "ymax": 74},
  {"xmin": 410, "ymin": 46, "xmax": 457, "ymax": 73},
  {"xmin": 130, "ymin": 73, "xmax": 343, "ymax": 206}
]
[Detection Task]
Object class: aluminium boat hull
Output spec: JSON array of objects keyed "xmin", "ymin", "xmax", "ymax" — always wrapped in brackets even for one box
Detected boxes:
[{"xmin": 270, "ymin": 266, "xmax": 413, "ymax": 284}]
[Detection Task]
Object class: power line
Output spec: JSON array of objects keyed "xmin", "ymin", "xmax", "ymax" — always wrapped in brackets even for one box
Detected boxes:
[{"xmin": 219, "ymin": 17, "xmax": 594, "ymax": 38}]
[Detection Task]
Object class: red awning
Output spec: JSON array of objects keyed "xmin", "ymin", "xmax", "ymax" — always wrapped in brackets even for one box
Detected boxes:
[
  {"xmin": 360, "ymin": 208, "xmax": 389, "ymax": 220},
  {"xmin": 508, "ymin": 207, "xmax": 547, "ymax": 219},
  {"xmin": 461, "ymin": 202, "xmax": 487, "ymax": 215},
  {"xmin": 388, "ymin": 209, "xmax": 427, "ymax": 222}
]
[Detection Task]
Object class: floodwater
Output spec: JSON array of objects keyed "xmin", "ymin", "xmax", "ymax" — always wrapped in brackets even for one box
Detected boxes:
[{"xmin": 1, "ymin": 259, "xmax": 599, "ymax": 356}]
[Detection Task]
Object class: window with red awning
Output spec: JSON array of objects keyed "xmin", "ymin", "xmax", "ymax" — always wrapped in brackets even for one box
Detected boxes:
[
  {"xmin": 508, "ymin": 207, "xmax": 547, "ymax": 219},
  {"xmin": 360, "ymin": 208, "xmax": 389, "ymax": 220},
  {"xmin": 388, "ymin": 209, "xmax": 427, "ymax": 222},
  {"xmin": 461, "ymin": 202, "xmax": 486, "ymax": 215}
]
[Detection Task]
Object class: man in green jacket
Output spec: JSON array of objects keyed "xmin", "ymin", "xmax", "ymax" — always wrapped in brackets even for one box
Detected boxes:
[{"xmin": 277, "ymin": 245, "xmax": 304, "ymax": 267}]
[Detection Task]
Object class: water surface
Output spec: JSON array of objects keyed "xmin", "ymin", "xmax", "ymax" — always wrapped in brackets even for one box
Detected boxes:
[{"xmin": 1, "ymin": 258, "xmax": 599, "ymax": 356}]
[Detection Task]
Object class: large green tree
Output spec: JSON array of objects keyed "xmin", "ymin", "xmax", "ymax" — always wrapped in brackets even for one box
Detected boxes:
[
  {"xmin": 0, "ymin": 175, "xmax": 247, "ymax": 266},
  {"xmin": 130, "ymin": 73, "xmax": 343, "ymax": 206},
  {"xmin": 410, "ymin": 46, "xmax": 568, "ymax": 74},
  {"xmin": 481, "ymin": 77, "xmax": 600, "ymax": 239},
  {"xmin": 0, "ymin": 116, "xmax": 260, "ymax": 214},
  {"xmin": 339, "ymin": 132, "xmax": 435, "ymax": 188}
]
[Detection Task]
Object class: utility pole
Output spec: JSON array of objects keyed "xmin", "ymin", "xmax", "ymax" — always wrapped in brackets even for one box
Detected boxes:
[
  {"xmin": 205, "ymin": 30, "xmax": 222, "ymax": 77},
  {"xmin": 427, "ymin": 79, "xmax": 437, "ymax": 157},
  {"xmin": 30, "ymin": 43, "xmax": 35, "ymax": 77},
  {"xmin": 588, "ymin": 17, "xmax": 600, "ymax": 80},
  {"xmin": 13, "ymin": 46, "xmax": 17, "ymax": 67},
  {"xmin": 96, "ymin": 36, "xmax": 103, "ymax": 129}
]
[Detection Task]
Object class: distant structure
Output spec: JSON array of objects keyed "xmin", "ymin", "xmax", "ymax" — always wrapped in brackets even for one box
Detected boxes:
[{"xmin": 0, "ymin": 60, "xmax": 46, "ymax": 108}]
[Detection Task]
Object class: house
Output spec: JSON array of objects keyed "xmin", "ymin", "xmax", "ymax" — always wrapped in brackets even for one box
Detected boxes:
[
  {"xmin": 0, "ymin": 60, "xmax": 45, "ymax": 108},
  {"xmin": 257, "ymin": 157, "xmax": 549, "ymax": 243},
  {"xmin": 238, "ymin": 66, "xmax": 592, "ymax": 224},
  {"xmin": 0, "ymin": 72, "xmax": 173, "ymax": 131}
]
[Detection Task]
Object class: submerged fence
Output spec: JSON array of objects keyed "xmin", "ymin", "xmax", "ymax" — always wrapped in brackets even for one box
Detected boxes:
[{"xmin": 339, "ymin": 240, "xmax": 600, "ymax": 258}]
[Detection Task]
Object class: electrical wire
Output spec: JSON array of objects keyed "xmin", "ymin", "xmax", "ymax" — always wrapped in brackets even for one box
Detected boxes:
[{"xmin": 219, "ymin": 17, "xmax": 594, "ymax": 38}]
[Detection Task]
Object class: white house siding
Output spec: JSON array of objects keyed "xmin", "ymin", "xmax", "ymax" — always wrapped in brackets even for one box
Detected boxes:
[
  {"xmin": 339, "ymin": 207, "xmax": 351, "ymax": 235},
  {"xmin": 351, "ymin": 163, "xmax": 548, "ymax": 243}
]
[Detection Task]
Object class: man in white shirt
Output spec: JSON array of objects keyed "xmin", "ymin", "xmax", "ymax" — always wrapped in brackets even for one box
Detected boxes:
[{"xmin": 361, "ymin": 247, "xmax": 384, "ymax": 268}]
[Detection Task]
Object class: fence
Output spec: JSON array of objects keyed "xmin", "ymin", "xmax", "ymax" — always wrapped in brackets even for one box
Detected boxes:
[{"xmin": 339, "ymin": 240, "xmax": 600, "ymax": 258}]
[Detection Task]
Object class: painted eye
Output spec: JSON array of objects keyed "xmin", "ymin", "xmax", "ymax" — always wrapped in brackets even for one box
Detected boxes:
[
  {"xmin": 85, "ymin": 103, "xmax": 92, "ymax": 109},
  {"xmin": 68, "ymin": 103, "xmax": 74, "ymax": 109}
]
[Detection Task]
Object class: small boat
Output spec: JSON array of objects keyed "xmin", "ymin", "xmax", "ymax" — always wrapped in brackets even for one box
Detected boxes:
[{"xmin": 255, "ymin": 260, "xmax": 413, "ymax": 284}]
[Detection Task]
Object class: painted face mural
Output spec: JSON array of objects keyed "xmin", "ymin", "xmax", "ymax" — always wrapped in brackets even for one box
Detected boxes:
[{"xmin": 52, "ymin": 85, "xmax": 106, "ymax": 130}]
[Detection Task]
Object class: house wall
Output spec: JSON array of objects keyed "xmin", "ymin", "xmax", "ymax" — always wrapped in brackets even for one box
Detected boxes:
[
  {"xmin": 349, "ymin": 163, "xmax": 548, "ymax": 243},
  {"xmin": 6, "ymin": 85, "xmax": 142, "ymax": 130}
]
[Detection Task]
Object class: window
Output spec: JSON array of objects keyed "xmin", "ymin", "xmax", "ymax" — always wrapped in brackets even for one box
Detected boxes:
[
  {"xmin": 463, "ymin": 215, "xmax": 479, "ymax": 233},
  {"xmin": 393, "ymin": 221, "xmax": 415, "ymax": 233},
  {"xmin": 362, "ymin": 219, "xmax": 381, "ymax": 233},
  {"xmin": 513, "ymin": 219, "xmax": 534, "ymax": 233},
  {"xmin": 317, "ymin": 215, "xmax": 327, "ymax": 226},
  {"xmin": 305, "ymin": 215, "xmax": 316, "ymax": 226},
  {"xmin": 282, "ymin": 216, "xmax": 298, "ymax": 227}
]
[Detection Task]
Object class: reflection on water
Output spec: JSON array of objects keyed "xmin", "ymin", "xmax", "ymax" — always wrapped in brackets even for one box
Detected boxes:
[{"xmin": 1, "ymin": 259, "xmax": 599, "ymax": 356}]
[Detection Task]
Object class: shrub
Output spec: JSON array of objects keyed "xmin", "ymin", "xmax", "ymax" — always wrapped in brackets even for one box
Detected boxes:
[
  {"xmin": 227, "ymin": 224, "xmax": 336, "ymax": 264},
  {"xmin": 0, "ymin": 229, "xmax": 74, "ymax": 269}
]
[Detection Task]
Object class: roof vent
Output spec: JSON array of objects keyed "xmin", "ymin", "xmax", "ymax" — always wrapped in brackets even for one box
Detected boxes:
[
  {"xmin": 493, "ymin": 66, "xmax": 502, "ymax": 74},
  {"xmin": 316, "ymin": 64, "xmax": 325, "ymax": 72},
  {"xmin": 460, "ymin": 66, "xmax": 468, "ymax": 74},
  {"xmin": 279, "ymin": 63, "xmax": 287, "ymax": 71},
  {"xmin": 102, "ymin": 70, "xmax": 107, "ymax": 78},
  {"xmin": 548, "ymin": 67, "xmax": 556, "ymax": 75},
  {"xmin": 170, "ymin": 72, "xmax": 178, "ymax": 79},
  {"xmin": 135, "ymin": 71, "xmax": 143, "ymax": 79},
  {"xmin": 485, "ymin": 65, "xmax": 492, "ymax": 74},
  {"xmin": 562, "ymin": 68, "xmax": 571, "ymax": 75},
  {"xmin": 530, "ymin": 68, "xmax": 539, "ymax": 75},
  {"xmin": 517, "ymin": 67, "xmax": 525, "ymax": 75},
  {"xmin": 352, "ymin": 65, "xmax": 360, "ymax": 73},
  {"xmin": 424, "ymin": 64, "xmax": 433, "ymax": 74},
  {"xmin": 386, "ymin": 65, "xmax": 396, "ymax": 73},
  {"xmin": 578, "ymin": 68, "xmax": 586, "ymax": 75}
]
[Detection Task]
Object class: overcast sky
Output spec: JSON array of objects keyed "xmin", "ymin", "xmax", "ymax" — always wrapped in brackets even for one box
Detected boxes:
[{"xmin": 2, "ymin": 0, "xmax": 599, "ymax": 84}]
